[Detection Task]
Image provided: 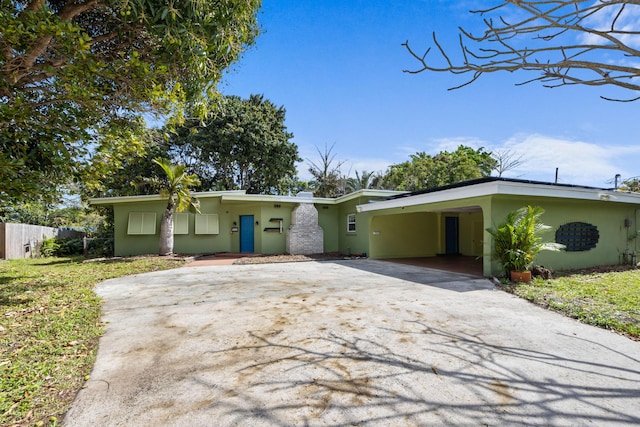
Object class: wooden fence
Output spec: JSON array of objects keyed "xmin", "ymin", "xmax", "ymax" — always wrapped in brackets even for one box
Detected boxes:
[{"xmin": 0, "ymin": 223, "xmax": 84, "ymax": 260}]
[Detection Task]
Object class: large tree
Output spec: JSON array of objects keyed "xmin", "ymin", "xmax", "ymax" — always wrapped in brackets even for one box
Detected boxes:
[
  {"xmin": 82, "ymin": 128, "xmax": 172, "ymax": 198},
  {"xmin": 0, "ymin": 0, "xmax": 261, "ymax": 203},
  {"xmin": 383, "ymin": 145, "xmax": 496, "ymax": 191},
  {"xmin": 403, "ymin": 1, "xmax": 640, "ymax": 102},
  {"xmin": 169, "ymin": 94, "xmax": 300, "ymax": 194}
]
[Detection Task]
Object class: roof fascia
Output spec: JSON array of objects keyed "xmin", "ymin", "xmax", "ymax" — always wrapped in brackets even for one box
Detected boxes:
[
  {"xmin": 90, "ymin": 190, "xmax": 398, "ymax": 206},
  {"xmin": 220, "ymin": 194, "xmax": 335, "ymax": 204},
  {"xmin": 89, "ymin": 190, "xmax": 247, "ymax": 206},
  {"xmin": 357, "ymin": 180, "xmax": 640, "ymax": 213},
  {"xmin": 334, "ymin": 189, "xmax": 406, "ymax": 204}
]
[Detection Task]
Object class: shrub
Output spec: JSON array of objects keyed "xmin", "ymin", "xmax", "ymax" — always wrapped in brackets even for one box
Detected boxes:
[
  {"xmin": 86, "ymin": 237, "xmax": 114, "ymax": 258},
  {"xmin": 40, "ymin": 238, "xmax": 60, "ymax": 257},
  {"xmin": 56, "ymin": 238, "xmax": 84, "ymax": 256},
  {"xmin": 487, "ymin": 205, "xmax": 564, "ymax": 276}
]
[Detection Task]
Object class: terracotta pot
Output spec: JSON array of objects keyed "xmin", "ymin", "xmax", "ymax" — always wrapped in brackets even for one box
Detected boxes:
[{"xmin": 510, "ymin": 270, "xmax": 532, "ymax": 283}]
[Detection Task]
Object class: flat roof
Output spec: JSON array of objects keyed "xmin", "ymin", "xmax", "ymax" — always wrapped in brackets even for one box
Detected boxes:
[
  {"xmin": 357, "ymin": 177, "xmax": 640, "ymax": 213},
  {"xmin": 89, "ymin": 189, "xmax": 405, "ymax": 206}
]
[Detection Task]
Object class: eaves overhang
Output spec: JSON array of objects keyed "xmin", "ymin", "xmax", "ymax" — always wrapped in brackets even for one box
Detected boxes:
[
  {"xmin": 89, "ymin": 189, "xmax": 406, "ymax": 207},
  {"xmin": 356, "ymin": 179, "xmax": 640, "ymax": 213},
  {"xmin": 89, "ymin": 190, "xmax": 248, "ymax": 206}
]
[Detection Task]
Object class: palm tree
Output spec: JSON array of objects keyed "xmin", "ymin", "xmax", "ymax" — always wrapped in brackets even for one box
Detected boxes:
[
  {"xmin": 346, "ymin": 170, "xmax": 375, "ymax": 192},
  {"xmin": 153, "ymin": 158, "xmax": 201, "ymax": 256}
]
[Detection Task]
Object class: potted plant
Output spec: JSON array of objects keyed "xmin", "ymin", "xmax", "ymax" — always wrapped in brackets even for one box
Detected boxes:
[{"xmin": 487, "ymin": 205, "xmax": 564, "ymax": 282}]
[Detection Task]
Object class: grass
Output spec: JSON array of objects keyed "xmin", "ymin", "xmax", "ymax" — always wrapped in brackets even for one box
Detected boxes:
[
  {"xmin": 504, "ymin": 267, "xmax": 640, "ymax": 339},
  {"xmin": 0, "ymin": 256, "xmax": 186, "ymax": 427}
]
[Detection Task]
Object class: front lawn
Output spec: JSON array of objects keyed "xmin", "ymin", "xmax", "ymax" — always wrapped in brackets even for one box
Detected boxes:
[
  {"xmin": 505, "ymin": 267, "xmax": 640, "ymax": 339},
  {"xmin": 0, "ymin": 256, "xmax": 186, "ymax": 427}
]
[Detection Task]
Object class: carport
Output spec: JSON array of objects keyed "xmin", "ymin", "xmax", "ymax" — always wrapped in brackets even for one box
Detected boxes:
[{"xmin": 365, "ymin": 203, "xmax": 486, "ymax": 276}]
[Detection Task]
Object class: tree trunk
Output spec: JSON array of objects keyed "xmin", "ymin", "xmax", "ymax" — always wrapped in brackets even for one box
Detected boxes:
[{"xmin": 159, "ymin": 203, "xmax": 174, "ymax": 256}]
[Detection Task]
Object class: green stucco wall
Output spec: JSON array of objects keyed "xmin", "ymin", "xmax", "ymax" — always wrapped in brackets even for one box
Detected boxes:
[
  {"xmin": 317, "ymin": 204, "xmax": 339, "ymax": 253},
  {"xmin": 369, "ymin": 212, "xmax": 438, "ymax": 258},
  {"xmin": 456, "ymin": 210, "xmax": 484, "ymax": 256},
  {"xmin": 114, "ymin": 201, "xmax": 166, "ymax": 256},
  {"xmin": 337, "ymin": 196, "xmax": 384, "ymax": 256},
  {"xmin": 109, "ymin": 196, "xmax": 380, "ymax": 256},
  {"xmin": 112, "ymin": 198, "xmax": 298, "ymax": 256},
  {"xmin": 488, "ymin": 195, "xmax": 640, "ymax": 274}
]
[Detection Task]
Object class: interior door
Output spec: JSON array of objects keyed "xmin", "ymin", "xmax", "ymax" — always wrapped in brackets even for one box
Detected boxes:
[{"xmin": 239, "ymin": 215, "xmax": 255, "ymax": 253}]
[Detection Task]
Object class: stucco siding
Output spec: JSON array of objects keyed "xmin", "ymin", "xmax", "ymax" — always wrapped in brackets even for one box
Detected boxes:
[
  {"xmin": 457, "ymin": 210, "xmax": 484, "ymax": 257},
  {"xmin": 489, "ymin": 195, "xmax": 639, "ymax": 274},
  {"xmin": 337, "ymin": 196, "xmax": 387, "ymax": 256},
  {"xmin": 113, "ymin": 199, "xmax": 298, "ymax": 256},
  {"xmin": 114, "ymin": 202, "xmax": 165, "ymax": 256},
  {"xmin": 369, "ymin": 212, "xmax": 438, "ymax": 258},
  {"xmin": 317, "ymin": 204, "xmax": 339, "ymax": 253}
]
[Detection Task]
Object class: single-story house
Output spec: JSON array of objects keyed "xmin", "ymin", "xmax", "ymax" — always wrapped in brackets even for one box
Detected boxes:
[
  {"xmin": 90, "ymin": 177, "xmax": 640, "ymax": 277},
  {"xmin": 89, "ymin": 189, "xmax": 403, "ymax": 259}
]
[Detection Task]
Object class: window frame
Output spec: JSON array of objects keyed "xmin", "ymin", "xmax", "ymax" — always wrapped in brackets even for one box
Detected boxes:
[{"xmin": 346, "ymin": 213, "xmax": 356, "ymax": 233}]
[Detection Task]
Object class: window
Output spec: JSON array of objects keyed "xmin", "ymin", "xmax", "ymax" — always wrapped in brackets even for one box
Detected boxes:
[
  {"xmin": 555, "ymin": 222, "xmax": 599, "ymax": 252},
  {"xmin": 195, "ymin": 214, "xmax": 219, "ymax": 235},
  {"xmin": 127, "ymin": 212, "xmax": 156, "ymax": 235},
  {"xmin": 347, "ymin": 213, "xmax": 356, "ymax": 232},
  {"xmin": 173, "ymin": 213, "xmax": 189, "ymax": 235}
]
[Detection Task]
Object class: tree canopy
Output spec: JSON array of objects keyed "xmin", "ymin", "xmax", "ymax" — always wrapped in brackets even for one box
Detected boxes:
[
  {"xmin": 0, "ymin": 0, "xmax": 261, "ymax": 203},
  {"xmin": 346, "ymin": 170, "xmax": 380, "ymax": 192},
  {"xmin": 168, "ymin": 94, "xmax": 300, "ymax": 194},
  {"xmin": 620, "ymin": 177, "xmax": 640, "ymax": 192},
  {"xmin": 403, "ymin": 1, "xmax": 640, "ymax": 102},
  {"xmin": 382, "ymin": 145, "xmax": 496, "ymax": 191},
  {"xmin": 82, "ymin": 128, "xmax": 171, "ymax": 198}
]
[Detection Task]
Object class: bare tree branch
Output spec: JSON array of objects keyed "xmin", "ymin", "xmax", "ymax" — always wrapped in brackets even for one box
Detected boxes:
[
  {"xmin": 491, "ymin": 148, "xmax": 524, "ymax": 177},
  {"xmin": 404, "ymin": 0, "xmax": 640, "ymax": 102}
]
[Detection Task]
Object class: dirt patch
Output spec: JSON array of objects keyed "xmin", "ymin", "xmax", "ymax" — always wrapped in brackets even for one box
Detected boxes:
[{"xmin": 555, "ymin": 264, "xmax": 639, "ymax": 276}]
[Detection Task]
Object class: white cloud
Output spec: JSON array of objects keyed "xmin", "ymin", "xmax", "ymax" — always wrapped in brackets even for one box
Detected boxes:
[
  {"xmin": 296, "ymin": 133, "xmax": 639, "ymax": 188},
  {"xmin": 579, "ymin": 2, "xmax": 640, "ymax": 48},
  {"xmin": 489, "ymin": 134, "xmax": 638, "ymax": 187}
]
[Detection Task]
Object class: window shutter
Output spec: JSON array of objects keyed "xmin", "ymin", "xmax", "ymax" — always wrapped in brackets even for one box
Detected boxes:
[
  {"xmin": 173, "ymin": 213, "xmax": 189, "ymax": 235},
  {"xmin": 127, "ymin": 212, "xmax": 156, "ymax": 235},
  {"xmin": 195, "ymin": 214, "xmax": 219, "ymax": 234}
]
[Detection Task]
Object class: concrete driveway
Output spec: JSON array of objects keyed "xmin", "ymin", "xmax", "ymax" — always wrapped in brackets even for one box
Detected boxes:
[{"xmin": 64, "ymin": 259, "xmax": 640, "ymax": 426}]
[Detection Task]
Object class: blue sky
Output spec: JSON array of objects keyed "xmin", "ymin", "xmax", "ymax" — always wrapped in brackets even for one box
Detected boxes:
[{"xmin": 220, "ymin": 1, "xmax": 639, "ymax": 188}]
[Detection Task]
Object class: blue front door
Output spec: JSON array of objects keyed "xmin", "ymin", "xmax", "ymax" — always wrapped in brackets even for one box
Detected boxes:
[
  {"xmin": 445, "ymin": 216, "xmax": 459, "ymax": 255},
  {"xmin": 240, "ymin": 215, "xmax": 254, "ymax": 253}
]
